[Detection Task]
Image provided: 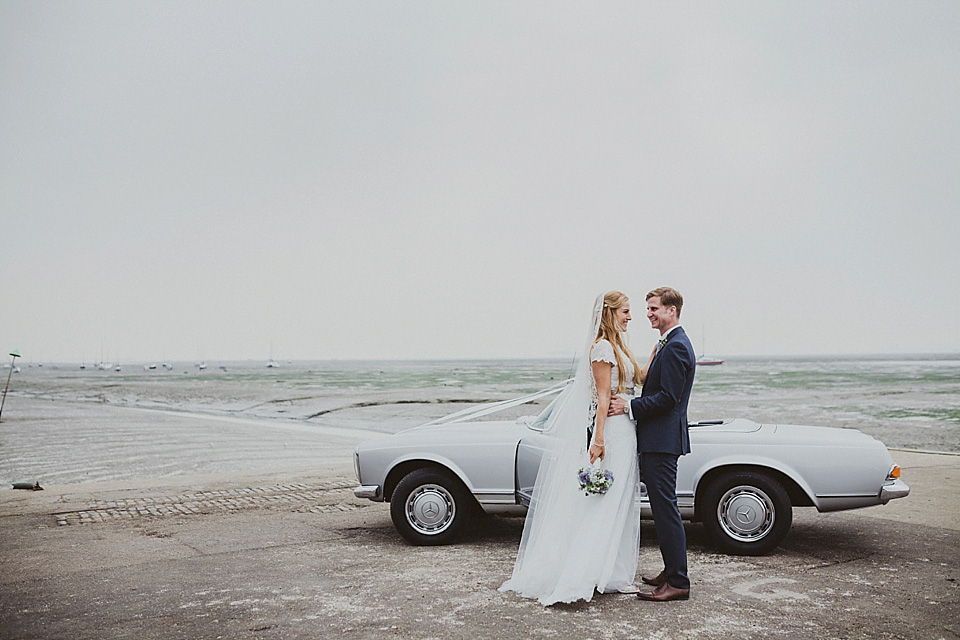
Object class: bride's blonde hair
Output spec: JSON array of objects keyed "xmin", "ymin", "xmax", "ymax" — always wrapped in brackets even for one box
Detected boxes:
[{"xmin": 596, "ymin": 290, "xmax": 642, "ymax": 394}]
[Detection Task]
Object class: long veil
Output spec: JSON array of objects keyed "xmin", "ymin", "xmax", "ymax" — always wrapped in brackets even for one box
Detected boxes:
[{"xmin": 499, "ymin": 294, "xmax": 604, "ymax": 603}]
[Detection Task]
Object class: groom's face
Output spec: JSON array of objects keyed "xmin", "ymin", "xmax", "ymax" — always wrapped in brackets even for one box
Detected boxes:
[{"xmin": 646, "ymin": 296, "xmax": 677, "ymax": 333}]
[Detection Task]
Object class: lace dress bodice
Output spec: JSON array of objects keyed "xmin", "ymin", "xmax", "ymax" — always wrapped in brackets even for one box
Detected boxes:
[{"xmin": 591, "ymin": 339, "xmax": 635, "ymax": 394}]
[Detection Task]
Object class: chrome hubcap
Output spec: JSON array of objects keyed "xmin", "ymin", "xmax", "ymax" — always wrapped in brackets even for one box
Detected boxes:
[
  {"xmin": 717, "ymin": 485, "xmax": 775, "ymax": 542},
  {"xmin": 406, "ymin": 484, "xmax": 455, "ymax": 535}
]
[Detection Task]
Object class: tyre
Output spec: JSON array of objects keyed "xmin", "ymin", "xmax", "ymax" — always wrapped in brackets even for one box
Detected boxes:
[
  {"xmin": 701, "ymin": 470, "xmax": 792, "ymax": 556},
  {"xmin": 390, "ymin": 468, "xmax": 474, "ymax": 546}
]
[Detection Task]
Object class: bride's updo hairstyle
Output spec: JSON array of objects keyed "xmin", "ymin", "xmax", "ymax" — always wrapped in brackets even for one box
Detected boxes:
[{"xmin": 596, "ymin": 290, "xmax": 642, "ymax": 394}]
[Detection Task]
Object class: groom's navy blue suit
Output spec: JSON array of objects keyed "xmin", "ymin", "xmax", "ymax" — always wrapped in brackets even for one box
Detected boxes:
[{"xmin": 630, "ymin": 326, "xmax": 695, "ymax": 590}]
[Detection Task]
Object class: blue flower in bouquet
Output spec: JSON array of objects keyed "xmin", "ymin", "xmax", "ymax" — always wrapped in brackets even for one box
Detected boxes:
[{"xmin": 577, "ymin": 465, "xmax": 614, "ymax": 495}]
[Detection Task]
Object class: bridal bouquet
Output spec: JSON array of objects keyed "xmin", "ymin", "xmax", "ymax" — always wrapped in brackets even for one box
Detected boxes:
[{"xmin": 578, "ymin": 466, "xmax": 614, "ymax": 496}]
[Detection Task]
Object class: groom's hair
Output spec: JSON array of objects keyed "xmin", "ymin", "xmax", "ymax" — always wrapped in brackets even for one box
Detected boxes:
[{"xmin": 647, "ymin": 287, "xmax": 684, "ymax": 318}]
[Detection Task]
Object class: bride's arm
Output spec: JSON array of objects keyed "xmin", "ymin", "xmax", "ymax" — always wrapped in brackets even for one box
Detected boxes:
[
  {"xmin": 638, "ymin": 344, "xmax": 656, "ymax": 386},
  {"xmin": 590, "ymin": 359, "xmax": 613, "ymax": 463}
]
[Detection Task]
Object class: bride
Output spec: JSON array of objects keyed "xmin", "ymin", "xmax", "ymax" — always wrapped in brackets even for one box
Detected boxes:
[{"xmin": 500, "ymin": 291, "xmax": 653, "ymax": 605}]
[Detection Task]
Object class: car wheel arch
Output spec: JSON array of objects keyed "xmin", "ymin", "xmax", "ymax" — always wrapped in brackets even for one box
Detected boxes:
[
  {"xmin": 383, "ymin": 459, "xmax": 473, "ymax": 502},
  {"xmin": 693, "ymin": 464, "xmax": 813, "ymax": 521}
]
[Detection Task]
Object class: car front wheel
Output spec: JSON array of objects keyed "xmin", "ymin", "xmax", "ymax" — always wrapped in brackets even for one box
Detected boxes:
[
  {"xmin": 701, "ymin": 470, "xmax": 792, "ymax": 556},
  {"xmin": 390, "ymin": 468, "xmax": 473, "ymax": 545}
]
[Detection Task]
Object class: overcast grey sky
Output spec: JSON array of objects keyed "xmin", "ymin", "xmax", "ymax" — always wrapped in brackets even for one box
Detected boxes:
[{"xmin": 2, "ymin": 1, "xmax": 958, "ymax": 362}]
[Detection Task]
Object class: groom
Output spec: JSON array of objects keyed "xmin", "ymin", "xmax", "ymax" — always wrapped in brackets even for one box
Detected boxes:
[{"xmin": 609, "ymin": 287, "xmax": 695, "ymax": 602}]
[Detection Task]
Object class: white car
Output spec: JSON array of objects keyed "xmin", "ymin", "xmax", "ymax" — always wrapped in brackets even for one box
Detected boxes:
[{"xmin": 353, "ymin": 384, "xmax": 909, "ymax": 555}]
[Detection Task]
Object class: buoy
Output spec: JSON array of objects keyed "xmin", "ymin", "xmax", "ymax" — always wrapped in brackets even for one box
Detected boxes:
[{"xmin": 12, "ymin": 481, "xmax": 43, "ymax": 491}]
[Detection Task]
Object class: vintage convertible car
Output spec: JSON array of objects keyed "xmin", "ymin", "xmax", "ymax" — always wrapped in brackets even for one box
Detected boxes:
[{"xmin": 353, "ymin": 384, "xmax": 909, "ymax": 555}]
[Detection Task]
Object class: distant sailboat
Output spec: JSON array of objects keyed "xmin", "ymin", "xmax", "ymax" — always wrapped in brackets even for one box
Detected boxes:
[
  {"xmin": 266, "ymin": 343, "xmax": 279, "ymax": 368},
  {"xmin": 696, "ymin": 327, "xmax": 724, "ymax": 366},
  {"xmin": 96, "ymin": 343, "xmax": 110, "ymax": 370}
]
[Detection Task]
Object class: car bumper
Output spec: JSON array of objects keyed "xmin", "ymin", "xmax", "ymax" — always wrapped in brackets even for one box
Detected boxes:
[
  {"xmin": 354, "ymin": 484, "xmax": 381, "ymax": 500},
  {"xmin": 880, "ymin": 479, "xmax": 910, "ymax": 503}
]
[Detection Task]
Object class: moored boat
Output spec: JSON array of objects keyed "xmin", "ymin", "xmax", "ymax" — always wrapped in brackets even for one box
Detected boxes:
[{"xmin": 696, "ymin": 327, "xmax": 723, "ymax": 365}]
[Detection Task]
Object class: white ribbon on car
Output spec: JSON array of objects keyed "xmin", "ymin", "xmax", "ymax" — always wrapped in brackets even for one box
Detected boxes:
[{"xmin": 420, "ymin": 378, "xmax": 573, "ymax": 427}]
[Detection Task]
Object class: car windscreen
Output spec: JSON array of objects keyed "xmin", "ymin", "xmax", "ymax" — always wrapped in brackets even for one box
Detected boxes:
[{"xmin": 528, "ymin": 393, "xmax": 562, "ymax": 431}]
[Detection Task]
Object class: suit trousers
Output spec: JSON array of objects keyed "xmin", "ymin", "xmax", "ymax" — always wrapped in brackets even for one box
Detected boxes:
[{"xmin": 640, "ymin": 451, "xmax": 690, "ymax": 590}]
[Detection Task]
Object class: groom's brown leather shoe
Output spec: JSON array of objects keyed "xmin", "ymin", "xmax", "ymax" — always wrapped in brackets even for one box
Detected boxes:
[
  {"xmin": 637, "ymin": 582, "xmax": 690, "ymax": 602},
  {"xmin": 641, "ymin": 570, "xmax": 667, "ymax": 587}
]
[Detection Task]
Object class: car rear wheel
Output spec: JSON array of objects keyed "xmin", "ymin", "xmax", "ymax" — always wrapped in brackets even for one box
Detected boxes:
[
  {"xmin": 701, "ymin": 470, "xmax": 792, "ymax": 556},
  {"xmin": 390, "ymin": 468, "xmax": 473, "ymax": 546}
]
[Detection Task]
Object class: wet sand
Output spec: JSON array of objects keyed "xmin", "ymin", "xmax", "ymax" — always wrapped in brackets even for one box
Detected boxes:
[
  {"xmin": 0, "ymin": 367, "xmax": 550, "ymax": 486},
  {"xmin": 0, "ymin": 396, "xmax": 381, "ymax": 486}
]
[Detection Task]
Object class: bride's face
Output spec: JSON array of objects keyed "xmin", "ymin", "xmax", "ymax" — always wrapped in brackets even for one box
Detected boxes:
[{"xmin": 615, "ymin": 302, "xmax": 631, "ymax": 332}]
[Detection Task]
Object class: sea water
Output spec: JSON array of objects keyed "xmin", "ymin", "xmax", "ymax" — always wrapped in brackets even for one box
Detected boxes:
[
  {"xmin": 689, "ymin": 355, "xmax": 960, "ymax": 453},
  {"xmin": 7, "ymin": 355, "xmax": 960, "ymax": 450},
  {"xmin": 2, "ymin": 355, "xmax": 957, "ymax": 485}
]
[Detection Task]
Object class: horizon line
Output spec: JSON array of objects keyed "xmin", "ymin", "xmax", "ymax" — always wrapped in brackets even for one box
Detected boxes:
[{"xmin": 7, "ymin": 351, "xmax": 960, "ymax": 365}]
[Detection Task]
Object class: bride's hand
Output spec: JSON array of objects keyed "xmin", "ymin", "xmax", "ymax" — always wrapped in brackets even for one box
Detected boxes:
[{"xmin": 589, "ymin": 442, "xmax": 605, "ymax": 463}]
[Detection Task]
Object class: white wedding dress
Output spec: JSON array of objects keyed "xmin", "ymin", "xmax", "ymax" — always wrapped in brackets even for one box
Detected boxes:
[{"xmin": 500, "ymin": 329, "xmax": 641, "ymax": 606}]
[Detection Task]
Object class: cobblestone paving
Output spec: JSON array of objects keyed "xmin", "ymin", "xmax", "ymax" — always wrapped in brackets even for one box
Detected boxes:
[{"xmin": 54, "ymin": 479, "xmax": 363, "ymax": 526}]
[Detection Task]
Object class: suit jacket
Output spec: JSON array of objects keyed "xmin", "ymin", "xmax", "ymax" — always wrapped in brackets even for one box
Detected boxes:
[{"xmin": 630, "ymin": 326, "xmax": 695, "ymax": 456}]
